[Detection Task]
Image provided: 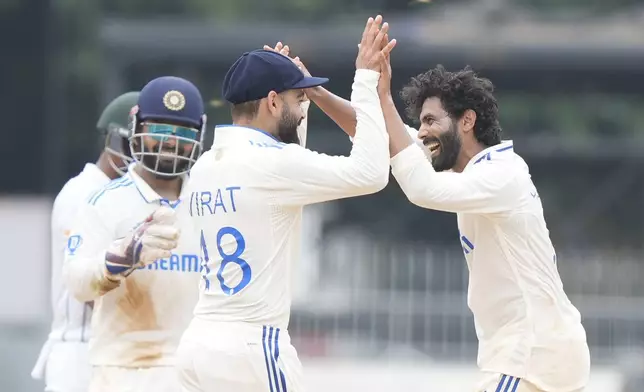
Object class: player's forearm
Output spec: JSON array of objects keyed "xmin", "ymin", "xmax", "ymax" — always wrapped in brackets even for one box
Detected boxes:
[
  {"xmin": 391, "ymin": 145, "xmax": 512, "ymax": 213},
  {"xmin": 305, "ymin": 86, "xmax": 357, "ymax": 137},
  {"xmin": 380, "ymin": 93, "xmax": 414, "ymax": 157},
  {"xmin": 63, "ymin": 254, "xmax": 120, "ymax": 302},
  {"xmin": 391, "ymin": 146, "xmax": 460, "ymax": 212},
  {"xmin": 276, "ymin": 70, "xmax": 389, "ymax": 206},
  {"xmin": 347, "ymin": 69, "xmax": 390, "ymax": 191}
]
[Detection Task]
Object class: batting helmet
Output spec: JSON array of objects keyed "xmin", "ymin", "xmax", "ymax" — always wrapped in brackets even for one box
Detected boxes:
[
  {"xmin": 127, "ymin": 76, "xmax": 206, "ymax": 178},
  {"xmin": 96, "ymin": 91, "xmax": 140, "ymax": 176}
]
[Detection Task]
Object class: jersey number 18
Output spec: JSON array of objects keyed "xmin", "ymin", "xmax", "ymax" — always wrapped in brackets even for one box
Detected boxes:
[{"xmin": 200, "ymin": 227, "xmax": 252, "ymax": 295}]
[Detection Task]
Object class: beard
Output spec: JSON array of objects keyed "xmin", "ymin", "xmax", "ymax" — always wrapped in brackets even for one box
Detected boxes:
[
  {"xmin": 141, "ymin": 154, "xmax": 190, "ymax": 179},
  {"xmin": 427, "ymin": 121, "xmax": 462, "ymax": 172},
  {"xmin": 277, "ymin": 106, "xmax": 302, "ymax": 145},
  {"xmin": 137, "ymin": 141, "xmax": 192, "ymax": 179}
]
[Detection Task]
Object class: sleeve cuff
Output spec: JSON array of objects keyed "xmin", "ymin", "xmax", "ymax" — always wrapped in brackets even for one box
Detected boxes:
[
  {"xmin": 95, "ymin": 253, "xmax": 113, "ymax": 280},
  {"xmin": 96, "ymin": 256, "xmax": 122, "ymax": 295},
  {"xmin": 354, "ymin": 69, "xmax": 380, "ymax": 83}
]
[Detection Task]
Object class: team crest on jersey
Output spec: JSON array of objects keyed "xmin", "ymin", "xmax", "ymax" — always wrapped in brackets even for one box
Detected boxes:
[
  {"xmin": 67, "ymin": 235, "xmax": 83, "ymax": 255},
  {"xmin": 163, "ymin": 90, "xmax": 186, "ymax": 111}
]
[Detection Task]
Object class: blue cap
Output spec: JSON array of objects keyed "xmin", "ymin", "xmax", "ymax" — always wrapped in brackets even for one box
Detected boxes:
[
  {"xmin": 222, "ymin": 50, "xmax": 329, "ymax": 105},
  {"xmin": 137, "ymin": 76, "xmax": 204, "ymax": 129}
]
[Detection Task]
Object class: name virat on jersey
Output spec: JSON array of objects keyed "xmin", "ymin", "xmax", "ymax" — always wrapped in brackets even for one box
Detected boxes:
[{"xmin": 188, "ymin": 186, "xmax": 241, "ymax": 217}]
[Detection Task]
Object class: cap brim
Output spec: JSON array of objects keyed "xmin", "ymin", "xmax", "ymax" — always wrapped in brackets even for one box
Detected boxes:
[
  {"xmin": 291, "ymin": 76, "xmax": 329, "ymax": 89},
  {"xmin": 140, "ymin": 113, "xmax": 201, "ymax": 129}
]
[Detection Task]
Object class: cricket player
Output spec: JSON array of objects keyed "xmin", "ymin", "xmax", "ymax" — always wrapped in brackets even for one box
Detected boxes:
[
  {"xmin": 176, "ymin": 16, "xmax": 395, "ymax": 392},
  {"xmin": 383, "ymin": 61, "xmax": 590, "ymax": 392},
  {"xmin": 291, "ymin": 38, "xmax": 591, "ymax": 391},
  {"xmin": 31, "ymin": 91, "xmax": 138, "ymax": 392},
  {"xmin": 63, "ymin": 76, "xmax": 207, "ymax": 392}
]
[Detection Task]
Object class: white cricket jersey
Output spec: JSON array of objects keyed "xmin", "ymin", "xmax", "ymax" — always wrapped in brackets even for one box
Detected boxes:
[
  {"xmin": 187, "ymin": 69, "xmax": 389, "ymax": 330},
  {"xmin": 391, "ymin": 132, "xmax": 590, "ymax": 391},
  {"xmin": 63, "ymin": 164, "xmax": 201, "ymax": 367},
  {"xmin": 48, "ymin": 163, "xmax": 110, "ymax": 342}
]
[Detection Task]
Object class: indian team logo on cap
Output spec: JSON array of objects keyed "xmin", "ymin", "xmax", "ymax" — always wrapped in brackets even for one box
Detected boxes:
[{"xmin": 163, "ymin": 90, "xmax": 186, "ymax": 111}]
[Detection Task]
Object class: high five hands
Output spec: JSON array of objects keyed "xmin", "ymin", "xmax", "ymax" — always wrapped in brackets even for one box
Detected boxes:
[
  {"xmin": 355, "ymin": 15, "xmax": 397, "ymax": 75},
  {"xmin": 263, "ymin": 15, "xmax": 397, "ymax": 97}
]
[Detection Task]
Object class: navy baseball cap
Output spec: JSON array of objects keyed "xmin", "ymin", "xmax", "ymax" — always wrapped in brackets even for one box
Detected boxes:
[
  {"xmin": 137, "ymin": 76, "xmax": 205, "ymax": 129},
  {"xmin": 222, "ymin": 50, "xmax": 329, "ymax": 105}
]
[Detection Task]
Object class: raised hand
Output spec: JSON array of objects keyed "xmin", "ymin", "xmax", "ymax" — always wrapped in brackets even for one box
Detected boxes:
[
  {"xmin": 355, "ymin": 15, "xmax": 396, "ymax": 72},
  {"xmin": 377, "ymin": 33, "xmax": 396, "ymax": 97},
  {"xmin": 263, "ymin": 41, "xmax": 290, "ymax": 57},
  {"xmin": 263, "ymin": 42, "xmax": 312, "ymax": 77}
]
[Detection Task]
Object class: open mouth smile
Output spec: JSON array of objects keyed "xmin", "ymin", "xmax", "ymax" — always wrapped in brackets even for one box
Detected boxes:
[{"xmin": 424, "ymin": 140, "xmax": 441, "ymax": 157}]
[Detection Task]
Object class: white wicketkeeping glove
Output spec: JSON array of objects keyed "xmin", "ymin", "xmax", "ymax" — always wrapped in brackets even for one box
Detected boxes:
[{"xmin": 104, "ymin": 206, "xmax": 180, "ymax": 280}]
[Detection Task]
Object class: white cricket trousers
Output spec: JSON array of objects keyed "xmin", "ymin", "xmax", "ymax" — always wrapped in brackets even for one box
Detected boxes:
[
  {"xmin": 176, "ymin": 318, "xmax": 306, "ymax": 392},
  {"xmin": 32, "ymin": 341, "xmax": 91, "ymax": 392},
  {"xmin": 476, "ymin": 373, "xmax": 585, "ymax": 392},
  {"xmin": 88, "ymin": 366, "xmax": 181, "ymax": 392}
]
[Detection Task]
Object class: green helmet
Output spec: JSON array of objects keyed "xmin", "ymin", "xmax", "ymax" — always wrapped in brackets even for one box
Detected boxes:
[{"xmin": 96, "ymin": 91, "xmax": 140, "ymax": 176}]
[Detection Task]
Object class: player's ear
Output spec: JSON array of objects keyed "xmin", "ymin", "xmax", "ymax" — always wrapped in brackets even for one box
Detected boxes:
[
  {"xmin": 461, "ymin": 109, "xmax": 477, "ymax": 134},
  {"xmin": 266, "ymin": 91, "xmax": 281, "ymax": 117}
]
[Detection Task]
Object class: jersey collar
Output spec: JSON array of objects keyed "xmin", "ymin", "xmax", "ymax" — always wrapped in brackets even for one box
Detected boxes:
[
  {"xmin": 126, "ymin": 163, "xmax": 189, "ymax": 205},
  {"xmin": 465, "ymin": 140, "xmax": 514, "ymax": 170},
  {"xmin": 213, "ymin": 124, "xmax": 283, "ymax": 148}
]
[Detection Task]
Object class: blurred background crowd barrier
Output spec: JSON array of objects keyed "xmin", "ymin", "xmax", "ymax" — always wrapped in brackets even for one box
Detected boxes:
[{"xmin": 2, "ymin": 0, "xmax": 644, "ymax": 390}]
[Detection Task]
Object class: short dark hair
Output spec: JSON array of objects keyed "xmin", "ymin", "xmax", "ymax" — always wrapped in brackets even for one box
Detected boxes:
[
  {"xmin": 230, "ymin": 100, "xmax": 261, "ymax": 120},
  {"xmin": 400, "ymin": 65, "xmax": 502, "ymax": 147}
]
